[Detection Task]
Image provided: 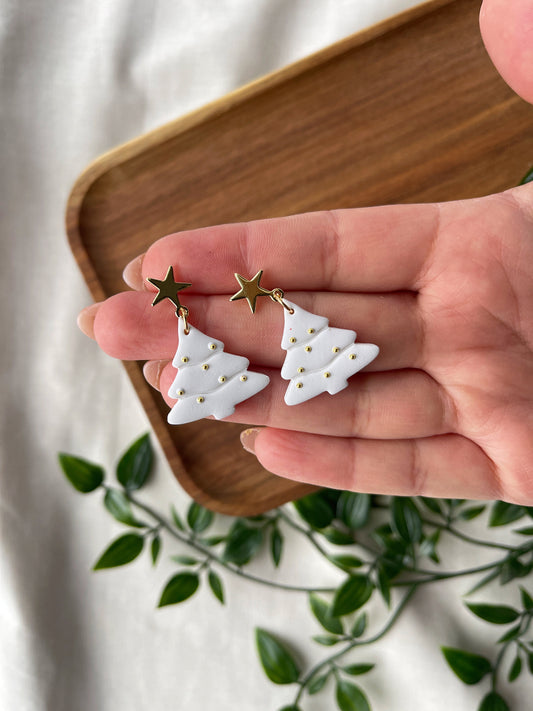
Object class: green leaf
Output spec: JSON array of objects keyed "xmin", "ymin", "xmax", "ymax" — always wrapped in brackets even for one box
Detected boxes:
[
  {"xmin": 520, "ymin": 587, "xmax": 533, "ymax": 610},
  {"xmin": 223, "ymin": 520, "xmax": 263, "ymax": 566},
  {"xmin": 158, "ymin": 571, "xmax": 199, "ymax": 607},
  {"xmin": 271, "ymin": 527, "xmax": 283, "ymax": 568},
  {"xmin": 208, "ymin": 570, "xmax": 224, "ymax": 604},
  {"xmin": 322, "ymin": 527, "xmax": 355, "ymax": 546},
  {"xmin": 337, "ymin": 492, "xmax": 371, "ymax": 530},
  {"xmin": 170, "ymin": 505, "xmax": 185, "ymax": 531},
  {"xmin": 200, "ymin": 534, "xmax": 226, "ymax": 546},
  {"xmin": 466, "ymin": 603, "xmax": 520, "ymax": 625},
  {"xmin": 520, "ymin": 167, "xmax": 533, "ymax": 185},
  {"xmin": 116, "ymin": 433, "xmax": 152, "ymax": 491},
  {"xmin": 513, "ymin": 526, "xmax": 533, "ymax": 536},
  {"xmin": 308, "ymin": 672, "xmax": 329, "ymax": 695},
  {"xmin": 309, "ymin": 593, "xmax": 344, "ymax": 635},
  {"xmin": 466, "ymin": 569, "xmax": 500, "ymax": 596},
  {"xmin": 320, "ymin": 488, "xmax": 343, "ymax": 508},
  {"xmin": 375, "ymin": 565, "xmax": 391, "ymax": 608},
  {"xmin": 391, "ymin": 497, "xmax": 422, "ymax": 543},
  {"xmin": 331, "ymin": 575, "xmax": 373, "ymax": 617},
  {"xmin": 293, "ymin": 493, "xmax": 334, "ymax": 529},
  {"xmin": 378, "ymin": 550, "xmax": 404, "ymax": 580},
  {"xmin": 419, "ymin": 530, "xmax": 441, "ymax": 564},
  {"xmin": 342, "ymin": 663, "xmax": 375, "ymax": 676},
  {"xmin": 329, "ymin": 555, "xmax": 364, "ymax": 570},
  {"xmin": 441, "ymin": 647, "xmax": 492, "ymax": 684},
  {"xmin": 313, "ymin": 634, "xmax": 342, "ymax": 646},
  {"xmin": 171, "ymin": 555, "xmax": 199, "ymax": 566},
  {"xmin": 335, "ymin": 679, "xmax": 371, "ymax": 711},
  {"xmin": 255, "ymin": 628, "xmax": 300, "ymax": 685},
  {"xmin": 58, "ymin": 453, "xmax": 104, "ymax": 493},
  {"xmin": 150, "ymin": 535, "xmax": 161, "ymax": 565},
  {"xmin": 489, "ymin": 501, "xmax": 525, "ymax": 527},
  {"xmin": 497, "ymin": 624, "xmax": 522, "ymax": 643},
  {"xmin": 93, "ymin": 533, "xmax": 144, "ymax": 570},
  {"xmin": 278, "ymin": 707, "xmax": 302, "ymax": 711},
  {"xmin": 508, "ymin": 654, "xmax": 522, "ymax": 682},
  {"xmin": 187, "ymin": 501, "xmax": 214, "ymax": 533},
  {"xmin": 447, "ymin": 499, "xmax": 466, "ymax": 510},
  {"xmin": 103, "ymin": 488, "xmax": 146, "ymax": 527},
  {"xmin": 371, "ymin": 523, "xmax": 394, "ymax": 545},
  {"xmin": 499, "ymin": 556, "xmax": 530, "ymax": 584},
  {"xmin": 478, "ymin": 692, "xmax": 510, "ymax": 711},
  {"xmin": 459, "ymin": 505, "xmax": 486, "ymax": 521},
  {"xmin": 351, "ymin": 612, "xmax": 368, "ymax": 638},
  {"xmin": 418, "ymin": 497, "xmax": 444, "ymax": 516}
]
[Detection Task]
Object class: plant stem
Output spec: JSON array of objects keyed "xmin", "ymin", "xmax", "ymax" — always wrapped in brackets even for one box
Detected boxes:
[
  {"xmin": 441, "ymin": 523, "xmax": 516, "ymax": 552},
  {"xmin": 392, "ymin": 559, "xmax": 505, "ymax": 586},
  {"xmin": 277, "ymin": 509, "xmax": 336, "ymax": 560},
  {"xmin": 294, "ymin": 585, "xmax": 417, "ymax": 705},
  {"xmin": 126, "ymin": 493, "xmax": 336, "ymax": 594}
]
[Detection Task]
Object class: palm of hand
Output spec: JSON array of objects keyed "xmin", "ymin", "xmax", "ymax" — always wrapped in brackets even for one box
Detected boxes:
[{"xmin": 419, "ymin": 191, "xmax": 533, "ymax": 502}]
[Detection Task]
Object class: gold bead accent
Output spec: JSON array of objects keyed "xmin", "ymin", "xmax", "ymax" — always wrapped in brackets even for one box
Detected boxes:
[
  {"xmin": 240, "ymin": 375, "xmax": 248, "ymax": 382},
  {"xmin": 208, "ymin": 343, "xmax": 217, "ymax": 350},
  {"xmin": 181, "ymin": 356, "xmax": 189, "ymax": 363},
  {"xmin": 349, "ymin": 353, "xmax": 357, "ymax": 360},
  {"xmin": 202, "ymin": 364, "xmax": 209, "ymax": 371},
  {"xmin": 296, "ymin": 382, "xmax": 303, "ymax": 389},
  {"xmin": 219, "ymin": 375, "xmax": 226, "ymax": 383},
  {"xmin": 305, "ymin": 346, "xmax": 312, "ymax": 352},
  {"xmin": 332, "ymin": 347, "xmax": 340, "ymax": 353},
  {"xmin": 307, "ymin": 328, "xmax": 315, "ymax": 334},
  {"xmin": 197, "ymin": 396, "xmax": 205, "ymax": 403},
  {"xmin": 324, "ymin": 372, "xmax": 331, "ymax": 378},
  {"xmin": 297, "ymin": 367, "xmax": 305, "ymax": 373},
  {"xmin": 289, "ymin": 337, "xmax": 296, "ymax": 343},
  {"xmin": 178, "ymin": 389, "xmax": 185, "ymax": 396}
]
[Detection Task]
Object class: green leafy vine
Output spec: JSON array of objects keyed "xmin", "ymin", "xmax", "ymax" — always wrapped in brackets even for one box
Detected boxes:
[{"xmin": 59, "ymin": 434, "xmax": 533, "ymax": 711}]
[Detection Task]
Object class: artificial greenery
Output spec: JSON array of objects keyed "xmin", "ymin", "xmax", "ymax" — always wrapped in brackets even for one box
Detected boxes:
[{"xmin": 59, "ymin": 434, "xmax": 533, "ymax": 710}]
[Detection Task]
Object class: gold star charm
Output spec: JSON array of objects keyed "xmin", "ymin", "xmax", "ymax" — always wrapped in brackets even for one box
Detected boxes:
[
  {"xmin": 147, "ymin": 266, "xmax": 192, "ymax": 310},
  {"xmin": 230, "ymin": 270, "xmax": 273, "ymax": 313}
]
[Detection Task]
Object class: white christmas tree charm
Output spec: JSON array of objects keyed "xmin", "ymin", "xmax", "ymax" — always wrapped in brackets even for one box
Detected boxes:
[
  {"xmin": 167, "ymin": 319, "xmax": 269, "ymax": 425},
  {"xmin": 280, "ymin": 300, "xmax": 379, "ymax": 406},
  {"xmin": 147, "ymin": 266, "xmax": 269, "ymax": 425}
]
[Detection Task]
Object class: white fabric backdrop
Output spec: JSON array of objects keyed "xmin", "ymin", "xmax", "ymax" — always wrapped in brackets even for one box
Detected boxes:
[{"xmin": 1, "ymin": 1, "xmax": 530, "ymax": 709}]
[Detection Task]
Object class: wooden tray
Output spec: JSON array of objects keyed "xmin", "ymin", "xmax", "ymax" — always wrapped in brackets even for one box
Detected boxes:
[{"xmin": 66, "ymin": 0, "xmax": 533, "ymax": 515}]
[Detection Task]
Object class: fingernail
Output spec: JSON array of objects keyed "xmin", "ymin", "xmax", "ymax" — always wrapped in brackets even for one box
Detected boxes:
[
  {"xmin": 240, "ymin": 428, "xmax": 261, "ymax": 454},
  {"xmin": 122, "ymin": 253, "xmax": 146, "ymax": 289},
  {"xmin": 143, "ymin": 360, "xmax": 166, "ymax": 391},
  {"xmin": 77, "ymin": 302, "xmax": 102, "ymax": 339}
]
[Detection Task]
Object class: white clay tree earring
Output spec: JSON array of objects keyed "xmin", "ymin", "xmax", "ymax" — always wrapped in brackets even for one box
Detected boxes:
[
  {"xmin": 148, "ymin": 266, "xmax": 269, "ymax": 424},
  {"xmin": 230, "ymin": 270, "xmax": 379, "ymax": 406}
]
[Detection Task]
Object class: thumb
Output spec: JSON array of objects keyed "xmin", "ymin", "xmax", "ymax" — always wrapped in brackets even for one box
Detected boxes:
[{"xmin": 480, "ymin": 0, "xmax": 533, "ymax": 103}]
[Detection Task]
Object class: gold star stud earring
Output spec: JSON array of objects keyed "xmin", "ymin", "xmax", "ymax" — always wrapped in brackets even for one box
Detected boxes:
[{"xmin": 230, "ymin": 271, "xmax": 379, "ymax": 406}]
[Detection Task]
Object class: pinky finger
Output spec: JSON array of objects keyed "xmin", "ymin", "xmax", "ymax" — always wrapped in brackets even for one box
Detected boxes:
[{"xmin": 247, "ymin": 429, "xmax": 503, "ymax": 502}]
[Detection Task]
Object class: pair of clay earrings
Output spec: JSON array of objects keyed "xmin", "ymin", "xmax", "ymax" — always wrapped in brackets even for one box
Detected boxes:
[{"xmin": 147, "ymin": 266, "xmax": 379, "ymax": 425}]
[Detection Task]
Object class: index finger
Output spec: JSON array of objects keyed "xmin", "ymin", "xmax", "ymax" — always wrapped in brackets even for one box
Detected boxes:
[{"xmin": 141, "ymin": 203, "xmax": 440, "ymax": 294}]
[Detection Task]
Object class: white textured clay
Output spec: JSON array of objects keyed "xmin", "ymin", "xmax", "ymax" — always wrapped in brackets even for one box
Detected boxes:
[
  {"xmin": 167, "ymin": 320, "xmax": 269, "ymax": 424},
  {"xmin": 280, "ymin": 300, "xmax": 379, "ymax": 406}
]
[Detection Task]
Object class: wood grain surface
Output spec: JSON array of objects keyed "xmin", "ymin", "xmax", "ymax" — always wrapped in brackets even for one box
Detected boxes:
[{"xmin": 65, "ymin": 0, "xmax": 533, "ymax": 515}]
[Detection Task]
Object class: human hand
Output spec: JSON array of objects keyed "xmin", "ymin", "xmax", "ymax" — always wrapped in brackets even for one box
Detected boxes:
[
  {"xmin": 77, "ymin": 0, "xmax": 533, "ymax": 504},
  {"xmin": 78, "ymin": 186, "xmax": 533, "ymax": 504}
]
